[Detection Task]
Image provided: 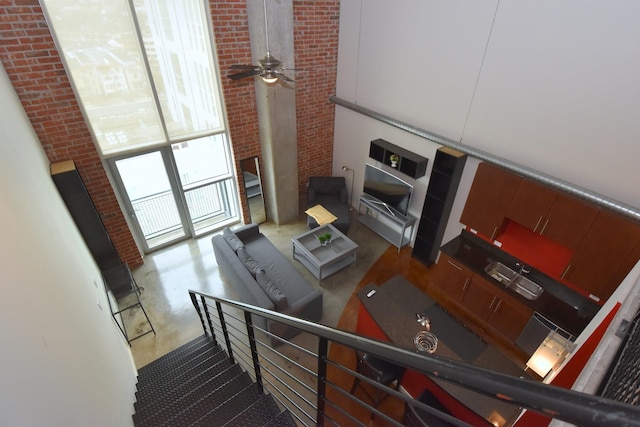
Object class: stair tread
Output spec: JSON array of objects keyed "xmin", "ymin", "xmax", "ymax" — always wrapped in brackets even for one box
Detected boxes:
[
  {"xmin": 154, "ymin": 372, "xmax": 255, "ymax": 427},
  {"xmin": 137, "ymin": 335, "xmax": 218, "ymax": 377},
  {"xmin": 189, "ymin": 382, "xmax": 263, "ymax": 427},
  {"xmin": 135, "ymin": 356, "xmax": 233, "ymax": 408},
  {"xmin": 224, "ymin": 393, "xmax": 281, "ymax": 427},
  {"xmin": 136, "ymin": 345, "xmax": 225, "ymax": 392},
  {"xmin": 261, "ymin": 410, "xmax": 298, "ymax": 427},
  {"xmin": 134, "ymin": 363, "xmax": 243, "ymax": 425},
  {"xmin": 138, "ymin": 335, "xmax": 211, "ymax": 374}
]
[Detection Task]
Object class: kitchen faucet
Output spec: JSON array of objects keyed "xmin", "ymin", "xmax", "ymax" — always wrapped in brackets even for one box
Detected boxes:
[{"xmin": 516, "ymin": 262, "xmax": 530, "ymax": 275}]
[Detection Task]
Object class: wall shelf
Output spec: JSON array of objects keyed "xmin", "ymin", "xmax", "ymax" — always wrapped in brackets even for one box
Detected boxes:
[{"xmin": 369, "ymin": 138, "xmax": 428, "ymax": 179}]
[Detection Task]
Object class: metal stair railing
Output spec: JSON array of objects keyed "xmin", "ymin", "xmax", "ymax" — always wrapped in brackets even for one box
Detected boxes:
[{"xmin": 189, "ymin": 289, "xmax": 640, "ymax": 427}]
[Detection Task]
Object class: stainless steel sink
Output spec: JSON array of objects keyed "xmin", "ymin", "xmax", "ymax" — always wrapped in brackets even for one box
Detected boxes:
[
  {"xmin": 484, "ymin": 261, "xmax": 543, "ymax": 300},
  {"xmin": 484, "ymin": 261, "xmax": 517, "ymax": 285},
  {"xmin": 509, "ymin": 275, "xmax": 544, "ymax": 300}
]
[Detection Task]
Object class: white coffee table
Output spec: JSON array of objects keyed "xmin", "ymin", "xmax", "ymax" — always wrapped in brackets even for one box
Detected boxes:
[{"xmin": 292, "ymin": 224, "xmax": 358, "ymax": 283}]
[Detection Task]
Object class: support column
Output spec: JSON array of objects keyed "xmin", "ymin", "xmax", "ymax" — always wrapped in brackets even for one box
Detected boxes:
[{"xmin": 246, "ymin": 0, "xmax": 299, "ymax": 224}]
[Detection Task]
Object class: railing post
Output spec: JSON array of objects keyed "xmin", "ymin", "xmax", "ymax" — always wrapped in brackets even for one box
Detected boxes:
[
  {"xmin": 216, "ymin": 301, "xmax": 234, "ymax": 363},
  {"xmin": 316, "ymin": 337, "xmax": 328, "ymax": 427},
  {"xmin": 199, "ymin": 295, "xmax": 215, "ymax": 337},
  {"xmin": 189, "ymin": 291, "xmax": 211, "ymax": 340},
  {"xmin": 244, "ymin": 311, "xmax": 264, "ymax": 394}
]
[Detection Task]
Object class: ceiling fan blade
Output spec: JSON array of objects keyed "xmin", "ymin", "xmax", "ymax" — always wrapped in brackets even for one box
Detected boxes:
[
  {"xmin": 229, "ymin": 64, "xmax": 259, "ymax": 70},
  {"xmin": 228, "ymin": 69, "xmax": 261, "ymax": 80},
  {"xmin": 274, "ymin": 71, "xmax": 294, "ymax": 82}
]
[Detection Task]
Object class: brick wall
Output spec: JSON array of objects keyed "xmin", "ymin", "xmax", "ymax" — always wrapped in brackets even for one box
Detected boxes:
[
  {"xmin": 294, "ymin": 0, "xmax": 340, "ymax": 210},
  {"xmin": 0, "ymin": 0, "xmax": 339, "ymax": 264},
  {"xmin": 0, "ymin": 0, "xmax": 143, "ymax": 267},
  {"xmin": 210, "ymin": 0, "xmax": 261, "ymax": 224}
]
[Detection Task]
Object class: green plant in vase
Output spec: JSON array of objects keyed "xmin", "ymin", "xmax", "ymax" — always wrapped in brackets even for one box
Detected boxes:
[
  {"xmin": 318, "ymin": 232, "xmax": 332, "ymax": 246},
  {"xmin": 390, "ymin": 154, "xmax": 399, "ymax": 168}
]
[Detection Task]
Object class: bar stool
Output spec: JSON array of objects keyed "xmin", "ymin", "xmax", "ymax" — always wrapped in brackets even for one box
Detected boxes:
[{"xmin": 350, "ymin": 352, "xmax": 406, "ymax": 407}]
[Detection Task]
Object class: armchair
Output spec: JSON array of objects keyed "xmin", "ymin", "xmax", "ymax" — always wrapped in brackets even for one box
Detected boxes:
[{"xmin": 306, "ymin": 176, "xmax": 351, "ymax": 234}]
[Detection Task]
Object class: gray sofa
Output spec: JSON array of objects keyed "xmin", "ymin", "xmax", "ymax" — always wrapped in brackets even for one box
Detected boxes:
[{"xmin": 212, "ymin": 223, "xmax": 323, "ymax": 343}]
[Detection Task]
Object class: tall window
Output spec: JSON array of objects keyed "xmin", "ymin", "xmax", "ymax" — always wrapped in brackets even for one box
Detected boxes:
[
  {"xmin": 44, "ymin": 0, "xmax": 239, "ymax": 250},
  {"xmin": 42, "ymin": 0, "xmax": 225, "ymax": 156}
]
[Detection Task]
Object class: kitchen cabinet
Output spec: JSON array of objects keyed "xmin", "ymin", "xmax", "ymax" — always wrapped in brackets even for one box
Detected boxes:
[
  {"xmin": 413, "ymin": 147, "xmax": 467, "ymax": 265},
  {"xmin": 460, "ymin": 163, "xmax": 521, "ymax": 240},
  {"xmin": 563, "ymin": 210, "xmax": 640, "ymax": 301},
  {"xmin": 506, "ymin": 179, "xmax": 599, "ymax": 249},
  {"xmin": 462, "ymin": 275, "xmax": 533, "ymax": 342},
  {"xmin": 431, "ymin": 252, "xmax": 473, "ymax": 302},
  {"xmin": 506, "ymin": 178, "xmax": 556, "ymax": 230}
]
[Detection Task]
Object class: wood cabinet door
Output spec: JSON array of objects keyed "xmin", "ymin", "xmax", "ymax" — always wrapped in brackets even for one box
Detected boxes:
[
  {"xmin": 460, "ymin": 163, "xmax": 521, "ymax": 240},
  {"xmin": 431, "ymin": 253, "xmax": 473, "ymax": 302},
  {"xmin": 462, "ymin": 276, "xmax": 497, "ymax": 319},
  {"xmin": 565, "ymin": 210, "xmax": 640, "ymax": 300},
  {"xmin": 465, "ymin": 276, "xmax": 532, "ymax": 342},
  {"xmin": 506, "ymin": 178, "xmax": 556, "ymax": 232},
  {"xmin": 542, "ymin": 193, "xmax": 599, "ymax": 250},
  {"xmin": 488, "ymin": 289, "xmax": 533, "ymax": 342}
]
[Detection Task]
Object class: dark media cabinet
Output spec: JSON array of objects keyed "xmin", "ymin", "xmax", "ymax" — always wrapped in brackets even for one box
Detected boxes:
[{"xmin": 412, "ymin": 147, "xmax": 467, "ymax": 265}]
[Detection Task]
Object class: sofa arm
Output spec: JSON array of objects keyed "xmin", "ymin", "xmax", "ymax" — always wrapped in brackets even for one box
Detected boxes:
[
  {"xmin": 282, "ymin": 289, "xmax": 323, "ymax": 322},
  {"xmin": 234, "ymin": 223, "xmax": 260, "ymax": 242}
]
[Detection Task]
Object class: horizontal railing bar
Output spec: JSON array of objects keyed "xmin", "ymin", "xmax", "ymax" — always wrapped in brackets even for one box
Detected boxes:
[
  {"xmin": 257, "ymin": 342, "xmax": 318, "ymax": 381},
  {"xmin": 321, "ymin": 412, "xmax": 342, "ymax": 427},
  {"xmin": 189, "ymin": 290, "xmax": 640, "ymax": 427},
  {"xmin": 260, "ymin": 330, "xmax": 319, "ymax": 360},
  {"xmin": 322, "ymin": 398, "xmax": 369, "ymax": 427},
  {"xmin": 323, "ymin": 380, "xmax": 418, "ymax": 427},
  {"xmin": 323, "ymin": 358, "xmax": 471, "ymax": 427},
  {"xmin": 260, "ymin": 368, "xmax": 317, "ymax": 423},
  {"xmin": 256, "ymin": 350, "xmax": 318, "ymax": 398}
]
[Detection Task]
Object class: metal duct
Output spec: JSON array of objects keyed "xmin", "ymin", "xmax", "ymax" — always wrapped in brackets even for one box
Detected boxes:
[{"xmin": 330, "ymin": 96, "xmax": 640, "ymax": 222}]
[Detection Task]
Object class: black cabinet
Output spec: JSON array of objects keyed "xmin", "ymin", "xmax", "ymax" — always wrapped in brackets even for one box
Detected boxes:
[
  {"xmin": 51, "ymin": 160, "xmax": 121, "ymax": 270},
  {"xmin": 369, "ymin": 138, "xmax": 428, "ymax": 179},
  {"xmin": 413, "ymin": 147, "xmax": 467, "ymax": 265}
]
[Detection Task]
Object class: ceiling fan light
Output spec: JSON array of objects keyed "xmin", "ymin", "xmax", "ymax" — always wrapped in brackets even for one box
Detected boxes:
[{"xmin": 261, "ymin": 73, "xmax": 278, "ymax": 84}]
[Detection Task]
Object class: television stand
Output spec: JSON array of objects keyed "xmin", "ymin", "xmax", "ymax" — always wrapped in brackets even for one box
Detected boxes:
[{"xmin": 358, "ymin": 194, "xmax": 417, "ymax": 253}]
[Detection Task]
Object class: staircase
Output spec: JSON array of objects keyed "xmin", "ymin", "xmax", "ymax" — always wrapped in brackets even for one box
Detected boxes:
[{"xmin": 132, "ymin": 335, "xmax": 296, "ymax": 427}]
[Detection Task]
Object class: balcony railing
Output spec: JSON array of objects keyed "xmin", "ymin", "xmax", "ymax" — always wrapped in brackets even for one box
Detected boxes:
[
  {"xmin": 132, "ymin": 178, "xmax": 237, "ymax": 241},
  {"xmin": 188, "ymin": 289, "xmax": 640, "ymax": 427}
]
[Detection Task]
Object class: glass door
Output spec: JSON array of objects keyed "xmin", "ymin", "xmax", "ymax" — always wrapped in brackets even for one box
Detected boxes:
[
  {"xmin": 109, "ymin": 134, "xmax": 239, "ymax": 252},
  {"xmin": 172, "ymin": 134, "xmax": 238, "ymax": 235},
  {"xmin": 113, "ymin": 150, "xmax": 189, "ymax": 251}
]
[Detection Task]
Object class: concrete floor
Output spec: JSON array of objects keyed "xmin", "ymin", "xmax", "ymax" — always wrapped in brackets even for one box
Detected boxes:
[{"xmin": 127, "ymin": 214, "xmax": 390, "ymax": 369}]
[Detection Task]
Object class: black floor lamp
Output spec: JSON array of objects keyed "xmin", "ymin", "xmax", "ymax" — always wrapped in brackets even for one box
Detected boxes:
[{"xmin": 341, "ymin": 165, "xmax": 355, "ymax": 210}]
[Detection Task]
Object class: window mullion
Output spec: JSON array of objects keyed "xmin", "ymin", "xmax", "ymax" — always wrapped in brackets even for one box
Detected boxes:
[{"xmin": 126, "ymin": 0, "xmax": 171, "ymax": 146}]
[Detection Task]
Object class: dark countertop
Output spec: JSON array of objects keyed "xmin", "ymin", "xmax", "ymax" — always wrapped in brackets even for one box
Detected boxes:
[{"xmin": 440, "ymin": 231, "xmax": 601, "ymax": 337}]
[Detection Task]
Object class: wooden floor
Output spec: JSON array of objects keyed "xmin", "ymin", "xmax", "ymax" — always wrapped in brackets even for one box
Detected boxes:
[{"xmin": 324, "ymin": 244, "xmax": 531, "ymax": 427}]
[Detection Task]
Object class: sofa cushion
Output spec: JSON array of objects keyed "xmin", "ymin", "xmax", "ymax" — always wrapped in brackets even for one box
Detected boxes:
[
  {"xmin": 237, "ymin": 247, "xmax": 263, "ymax": 277},
  {"xmin": 222, "ymin": 228, "xmax": 244, "ymax": 252},
  {"xmin": 256, "ymin": 270, "xmax": 288, "ymax": 310}
]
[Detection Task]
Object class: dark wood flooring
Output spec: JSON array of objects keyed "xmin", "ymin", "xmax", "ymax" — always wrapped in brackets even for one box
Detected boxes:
[{"xmin": 324, "ymin": 245, "xmax": 532, "ymax": 426}]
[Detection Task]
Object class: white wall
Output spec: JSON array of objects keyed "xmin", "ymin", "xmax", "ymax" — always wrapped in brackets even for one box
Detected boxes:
[
  {"xmin": 334, "ymin": 0, "xmax": 640, "ymax": 239},
  {"xmin": 0, "ymin": 64, "xmax": 137, "ymax": 426}
]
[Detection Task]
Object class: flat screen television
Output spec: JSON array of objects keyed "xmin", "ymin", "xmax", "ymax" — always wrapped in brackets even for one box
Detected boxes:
[{"xmin": 363, "ymin": 164, "xmax": 413, "ymax": 216}]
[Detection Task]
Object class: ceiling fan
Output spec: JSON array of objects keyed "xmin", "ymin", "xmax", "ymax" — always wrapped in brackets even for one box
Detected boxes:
[{"xmin": 228, "ymin": 0, "xmax": 296, "ymax": 84}]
